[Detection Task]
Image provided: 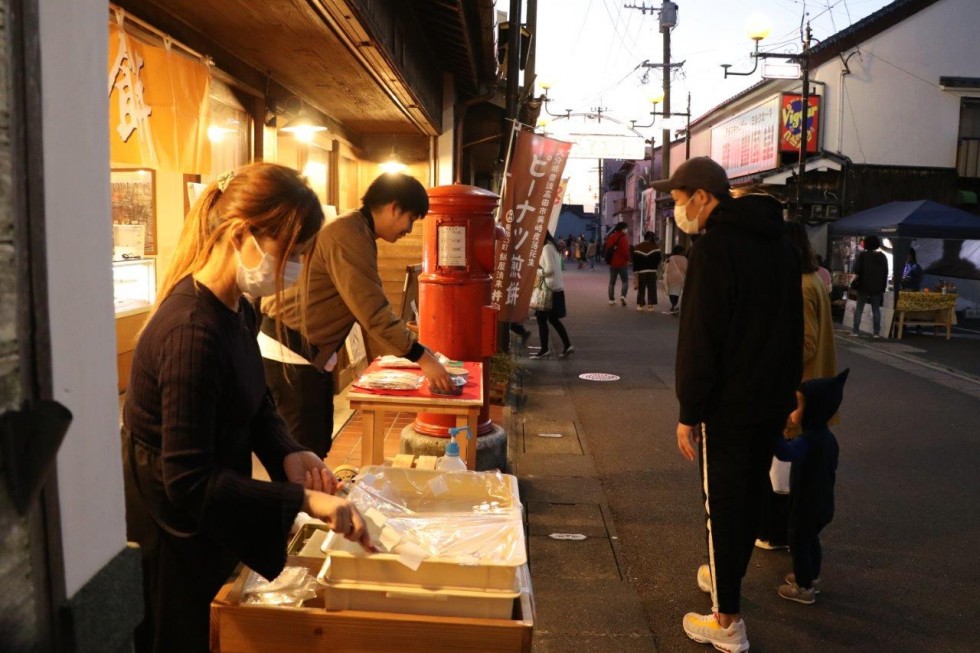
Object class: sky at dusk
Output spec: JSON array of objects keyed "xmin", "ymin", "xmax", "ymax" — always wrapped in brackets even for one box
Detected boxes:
[{"xmin": 530, "ymin": 0, "xmax": 895, "ymax": 206}]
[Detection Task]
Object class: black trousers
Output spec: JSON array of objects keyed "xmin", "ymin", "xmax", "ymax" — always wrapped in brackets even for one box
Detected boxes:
[
  {"xmin": 636, "ymin": 272, "xmax": 658, "ymax": 305},
  {"xmin": 758, "ymin": 488, "xmax": 791, "ymax": 546},
  {"xmin": 789, "ymin": 523, "xmax": 825, "ymax": 589},
  {"xmin": 263, "ymin": 359, "xmax": 335, "ymax": 457},
  {"xmin": 535, "ymin": 310, "xmax": 570, "ymax": 353},
  {"xmin": 698, "ymin": 421, "xmax": 782, "ymax": 614}
]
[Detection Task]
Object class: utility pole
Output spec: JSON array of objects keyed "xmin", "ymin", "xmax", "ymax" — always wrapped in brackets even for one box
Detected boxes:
[
  {"xmin": 796, "ymin": 22, "xmax": 812, "ymax": 223},
  {"xmin": 628, "ymin": 1, "xmax": 678, "ymax": 245}
]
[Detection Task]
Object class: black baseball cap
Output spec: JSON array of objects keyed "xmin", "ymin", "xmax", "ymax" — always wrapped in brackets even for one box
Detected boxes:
[{"xmin": 651, "ymin": 156, "xmax": 731, "ymax": 196}]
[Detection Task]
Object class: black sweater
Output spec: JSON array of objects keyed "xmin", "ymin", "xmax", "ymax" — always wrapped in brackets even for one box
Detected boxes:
[
  {"xmin": 675, "ymin": 195, "xmax": 803, "ymax": 427},
  {"xmin": 632, "ymin": 241, "xmax": 662, "ymax": 273},
  {"xmin": 123, "ymin": 275, "xmax": 306, "ymax": 580}
]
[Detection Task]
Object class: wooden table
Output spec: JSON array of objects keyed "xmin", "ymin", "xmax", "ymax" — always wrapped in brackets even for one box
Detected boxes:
[
  {"xmin": 893, "ymin": 292, "xmax": 957, "ymax": 340},
  {"xmin": 346, "ymin": 361, "xmax": 483, "ymax": 470}
]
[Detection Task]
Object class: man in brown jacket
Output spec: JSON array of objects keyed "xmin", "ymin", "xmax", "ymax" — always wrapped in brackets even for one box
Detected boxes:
[{"xmin": 261, "ymin": 173, "xmax": 451, "ymax": 456}]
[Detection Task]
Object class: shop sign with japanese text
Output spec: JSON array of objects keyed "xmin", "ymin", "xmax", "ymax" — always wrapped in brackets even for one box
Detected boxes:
[
  {"xmin": 779, "ymin": 94, "xmax": 821, "ymax": 153},
  {"xmin": 492, "ymin": 130, "xmax": 572, "ymax": 322},
  {"xmin": 710, "ymin": 97, "xmax": 780, "ymax": 178}
]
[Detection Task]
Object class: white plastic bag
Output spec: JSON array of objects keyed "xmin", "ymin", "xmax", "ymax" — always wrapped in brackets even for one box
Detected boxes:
[{"xmin": 769, "ymin": 456, "xmax": 791, "ymax": 494}]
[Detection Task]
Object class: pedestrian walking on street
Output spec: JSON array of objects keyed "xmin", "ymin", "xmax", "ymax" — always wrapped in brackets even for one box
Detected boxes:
[
  {"xmin": 773, "ymin": 369, "xmax": 849, "ymax": 605},
  {"xmin": 663, "ymin": 244, "xmax": 688, "ymax": 315},
  {"xmin": 652, "ymin": 156, "xmax": 803, "ymax": 653},
  {"xmin": 849, "ymin": 234, "xmax": 889, "ymax": 338},
  {"xmin": 529, "ymin": 232, "xmax": 574, "ymax": 359},
  {"xmin": 586, "ymin": 238, "xmax": 597, "ymax": 269},
  {"xmin": 604, "ymin": 222, "xmax": 631, "ymax": 306},
  {"xmin": 632, "ymin": 231, "xmax": 662, "ymax": 311}
]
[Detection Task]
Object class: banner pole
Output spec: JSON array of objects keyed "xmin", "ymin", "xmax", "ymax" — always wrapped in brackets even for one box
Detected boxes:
[{"xmin": 496, "ymin": 118, "xmax": 522, "ymax": 222}]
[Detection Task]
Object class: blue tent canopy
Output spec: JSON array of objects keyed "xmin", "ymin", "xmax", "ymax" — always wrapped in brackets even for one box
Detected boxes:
[{"xmin": 828, "ymin": 200, "xmax": 980, "ymax": 240}]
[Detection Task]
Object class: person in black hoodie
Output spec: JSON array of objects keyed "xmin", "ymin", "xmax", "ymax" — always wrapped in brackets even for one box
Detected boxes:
[
  {"xmin": 774, "ymin": 369, "xmax": 849, "ymax": 605},
  {"xmin": 652, "ymin": 157, "xmax": 803, "ymax": 653}
]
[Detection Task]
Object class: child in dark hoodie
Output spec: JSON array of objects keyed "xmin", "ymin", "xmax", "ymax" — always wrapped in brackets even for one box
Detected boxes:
[{"xmin": 774, "ymin": 369, "xmax": 849, "ymax": 604}]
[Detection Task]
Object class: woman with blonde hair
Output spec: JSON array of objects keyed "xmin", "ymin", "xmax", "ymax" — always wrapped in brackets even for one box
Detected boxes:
[{"xmin": 122, "ymin": 162, "xmax": 372, "ymax": 653}]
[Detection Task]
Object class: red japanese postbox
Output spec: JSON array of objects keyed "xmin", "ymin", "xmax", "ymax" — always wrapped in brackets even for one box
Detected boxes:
[{"xmin": 414, "ymin": 184, "xmax": 500, "ymax": 437}]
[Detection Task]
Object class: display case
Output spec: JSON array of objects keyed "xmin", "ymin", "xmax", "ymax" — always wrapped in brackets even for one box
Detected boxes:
[{"xmin": 113, "ymin": 258, "xmax": 156, "ymax": 317}]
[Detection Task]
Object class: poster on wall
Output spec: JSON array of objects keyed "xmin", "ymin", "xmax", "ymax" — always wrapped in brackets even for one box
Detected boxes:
[
  {"xmin": 111, "ymin": 169, "xmax": 156, "ymax": 256},
  {"xmin": 779, "ymin": 94, "xmax": 821, "ymax": 153}
]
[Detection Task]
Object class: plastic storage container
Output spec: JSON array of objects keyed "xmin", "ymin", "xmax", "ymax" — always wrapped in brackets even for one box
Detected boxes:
[
  {"xmin": 321, "ymin": 579, "xmax": 520, "ymax": 619},
  {"xmin": 319, "ymin": 466, "xmax": 526, "ymax": 592}
]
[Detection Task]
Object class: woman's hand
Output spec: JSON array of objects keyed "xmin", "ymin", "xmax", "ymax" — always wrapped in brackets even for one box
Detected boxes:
[
  {"xmin": 303, "ymin": 490, "xmax": 376, "ymax": 552},
  {"xmin": 418, "ymin": 350, "xmax": 453, "ymax": 393},
  {"xmin": 284, "ymin": 451, "xmax": 340, "ymax": 494}
]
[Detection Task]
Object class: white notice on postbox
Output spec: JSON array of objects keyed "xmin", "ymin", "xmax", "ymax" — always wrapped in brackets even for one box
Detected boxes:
[{"xmin": 437, "ymin": 225, "xmax": 467, "ymax": 267}]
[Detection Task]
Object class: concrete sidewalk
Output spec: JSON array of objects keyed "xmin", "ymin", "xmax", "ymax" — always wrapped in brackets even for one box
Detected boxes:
[{"xmin": 508, "ymin": 264, "xmax": 979, "ymax": 652}]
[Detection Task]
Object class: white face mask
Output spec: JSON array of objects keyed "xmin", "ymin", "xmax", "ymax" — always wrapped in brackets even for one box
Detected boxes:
[
  {"xmin": 236, "ymin": 234, "xmax": 300, "ymax": 297},
  {"xmin": 673, "ymin": 195, "xmax": 703, "ymax": 235}
]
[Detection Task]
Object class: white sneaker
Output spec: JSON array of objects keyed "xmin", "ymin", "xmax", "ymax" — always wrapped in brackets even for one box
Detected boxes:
[
  {"xmin": 608, "ymin": 300, "xmax": 616, "ymax": 305},
  {"xmin": 620, "ymin": 296, "xmax": 627, "ymax": 306},
  {"xmin": 697, "ymin": 564, "xmax": 711, "ymax": 593},
  {"xmin": 636, "ymin": 305, "xmax": 645, "ymax": 311},
  {"xmin": 682, "ymin": 612, "xmax": 749, "ymax": 652},
  {"xmin": 646, "ymin": 305, "xmax": 656, "ymax": 312}
]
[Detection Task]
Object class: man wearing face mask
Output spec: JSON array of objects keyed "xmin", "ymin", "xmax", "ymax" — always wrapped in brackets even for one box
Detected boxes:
[
  {"xmin": 260, "ymin": 173, "xmax": 453, "ymax": 457},
  {"xmin": 651, "ymin": 157, "xmax": 803, "ymax": 653}
]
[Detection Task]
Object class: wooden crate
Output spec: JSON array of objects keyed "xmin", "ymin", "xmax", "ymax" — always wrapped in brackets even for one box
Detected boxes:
[{"xmin": 210, "ymin": 560, "xmax": 533, "ymax": 653}]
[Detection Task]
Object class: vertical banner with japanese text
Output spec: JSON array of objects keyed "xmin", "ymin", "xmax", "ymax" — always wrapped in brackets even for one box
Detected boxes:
[{"xmin": 491, "ymin": 129, "xmax": 572, "ymax": 322}]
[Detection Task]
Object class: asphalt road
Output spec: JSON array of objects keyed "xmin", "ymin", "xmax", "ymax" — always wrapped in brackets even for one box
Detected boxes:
[{"xmin": 519, "ymin": 264, "xmax": 978, "ymax": 652}]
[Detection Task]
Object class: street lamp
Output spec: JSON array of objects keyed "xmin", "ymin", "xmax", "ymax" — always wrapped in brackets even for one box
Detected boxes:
[
  {"xmin": 720, "ymin": 15, "xmax": 771, "ymax": 78},
  {"xmin": 539, "ymin": 83, "xmax": 573, "ymax": 121},
  {"xmin": 629, "ymin": 92, "xmax": 666, "ymax": 130},
  {"xmin": 722, "ymin": 19, "xmax": 813, "ymax": 221},
  {"xmin": 631, "ymin": 91, "xmax": 693, "ymax": 160}
]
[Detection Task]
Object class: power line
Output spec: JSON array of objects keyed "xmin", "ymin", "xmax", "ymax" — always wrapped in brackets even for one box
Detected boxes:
[{"xmin": 569, "ymin": 0, "xmax": 595, "ymax": 49}]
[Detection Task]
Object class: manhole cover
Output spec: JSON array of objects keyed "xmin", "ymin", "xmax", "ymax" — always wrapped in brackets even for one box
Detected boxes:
[{"xmin": 579, "ymin": 372, "xmax": 620, "ymax": 382}]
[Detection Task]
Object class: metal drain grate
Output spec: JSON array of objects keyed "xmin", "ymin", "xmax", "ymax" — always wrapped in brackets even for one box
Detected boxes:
[{"xmin": 578, "ymin": 372, "xmax": 621, "ymax": 382}]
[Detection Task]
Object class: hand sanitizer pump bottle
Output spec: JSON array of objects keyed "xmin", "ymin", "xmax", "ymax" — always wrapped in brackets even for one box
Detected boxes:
[{"xmin": 436, "ymin": 426, "xmax": 469, "ymax": 471}]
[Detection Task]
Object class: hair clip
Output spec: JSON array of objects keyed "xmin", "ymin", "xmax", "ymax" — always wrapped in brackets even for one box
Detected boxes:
[{"xmin": 216, "ymin": 170, "xmax": 236, "ymax": 193}]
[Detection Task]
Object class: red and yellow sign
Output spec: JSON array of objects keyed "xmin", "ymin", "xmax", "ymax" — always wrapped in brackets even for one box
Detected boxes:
[{"xmin": 779, "ymin": 94, "xmax": 820, "ymax": 153}]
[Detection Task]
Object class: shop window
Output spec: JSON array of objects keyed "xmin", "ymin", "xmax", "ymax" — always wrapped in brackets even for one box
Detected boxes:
[{"xmin": 957, "ymin": 98, "xmax": 980, "ymax": 178}]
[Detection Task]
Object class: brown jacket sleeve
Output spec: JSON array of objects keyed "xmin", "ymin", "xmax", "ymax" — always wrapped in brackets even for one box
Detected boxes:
[{"xmin": 321, "ymin": 218, "xmax": 417, "ymax": 358}]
